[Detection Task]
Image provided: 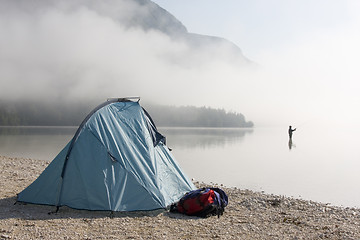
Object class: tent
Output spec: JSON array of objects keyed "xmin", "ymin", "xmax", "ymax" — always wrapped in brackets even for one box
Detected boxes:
[{"xmin": 17, "ymin": 98, "xmax": 195, "ymax": 211}]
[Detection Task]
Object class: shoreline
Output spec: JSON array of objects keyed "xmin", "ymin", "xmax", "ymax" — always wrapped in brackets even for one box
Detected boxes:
[{"xmin": 1, "ymin": 155, "xmax": 360, "ymax": 239}]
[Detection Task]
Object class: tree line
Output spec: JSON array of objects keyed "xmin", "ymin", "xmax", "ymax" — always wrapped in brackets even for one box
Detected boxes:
[
  {"xmin": 144, "ymin": 104, "xmax": 254, "ymax": 128},
  {"xmin": 0, "ymin": 100, "xmax": 254, "ymax": 128}
]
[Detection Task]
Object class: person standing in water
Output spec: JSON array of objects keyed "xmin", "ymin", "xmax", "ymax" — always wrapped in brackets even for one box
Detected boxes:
[{"xmin": 288, "ymin": 126, "xmax": 296, "ymax": 140}]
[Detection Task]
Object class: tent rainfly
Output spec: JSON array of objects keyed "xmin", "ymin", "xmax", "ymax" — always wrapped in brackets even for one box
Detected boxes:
[{"xmin": 17, "ymin": 98, "xmax": 195, "ymax": 211}]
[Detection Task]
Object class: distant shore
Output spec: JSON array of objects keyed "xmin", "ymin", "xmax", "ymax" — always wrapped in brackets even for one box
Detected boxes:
[{"xmin": 1, "ymin": 155, "xmax": 360, "ymax": 239}]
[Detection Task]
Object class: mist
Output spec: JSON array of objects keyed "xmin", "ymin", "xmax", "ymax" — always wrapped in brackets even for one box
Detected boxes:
[
  {"xmin": 0, "ymin": 0, "xmax": 249, "ymax": 105},
  {"xmin": 253, "ymin": 10, "xmax": 360, "ymax": 127},
  {"xmin": 1, "ymin": 0, "xmax": 360, "ymax": 127}
]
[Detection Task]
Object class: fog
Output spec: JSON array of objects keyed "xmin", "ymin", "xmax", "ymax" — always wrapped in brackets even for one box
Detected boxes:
[{"xmin": 1, "ymin": 0, "xmax": 360, "ymax": 127}]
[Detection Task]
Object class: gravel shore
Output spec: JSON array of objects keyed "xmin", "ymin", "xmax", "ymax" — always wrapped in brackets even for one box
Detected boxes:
[{"xmin": 1, "ymin": 155, "xmax": 360, "ymax": 239}]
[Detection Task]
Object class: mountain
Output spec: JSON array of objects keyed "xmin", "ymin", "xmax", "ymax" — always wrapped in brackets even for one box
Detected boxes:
[
  {"xmin": 0, "ymin": 0, "xmax": 254, "ymax": 127},
  {"xmin": 128, "ymin": 0, "xmax": 251, "ymax": 64},
  {"xmin": 91, "ymin": 0, "xmax": 250, "ymax": 63},
  {"xmin": 122, "ymin": 0, "xmax": 188, "ymax": 35},
  {"xmin": 5, "ymin": 0, "xmax": 249, "ymax": 64}
]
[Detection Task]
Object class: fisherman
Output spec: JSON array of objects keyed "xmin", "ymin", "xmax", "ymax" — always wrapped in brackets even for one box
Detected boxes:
[{"xmin": 288, "ymin": 126, "xmax": 296, "ymax": 140}]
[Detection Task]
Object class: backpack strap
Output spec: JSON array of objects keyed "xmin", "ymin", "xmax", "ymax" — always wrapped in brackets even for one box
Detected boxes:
[{"xmin": 210, "ymin": 188, "xmax": 228, "ymax": 217}]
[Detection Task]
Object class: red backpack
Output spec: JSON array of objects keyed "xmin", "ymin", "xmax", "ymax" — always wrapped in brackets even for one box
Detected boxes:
[{"xmin": 170, "ymin": 188, "xmax": 228, "ymax": 218}]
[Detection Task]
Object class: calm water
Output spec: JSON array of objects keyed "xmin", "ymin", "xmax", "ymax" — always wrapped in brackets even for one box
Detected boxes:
[{"xmin": 1, "ymin": 126, "xmax": 359, "ymax": 208}]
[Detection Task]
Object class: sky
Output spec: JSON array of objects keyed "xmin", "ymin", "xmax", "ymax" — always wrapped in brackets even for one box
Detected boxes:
[
  {"xmin": 152, "ymin": 0, "xmax": 357, "ymax": 60},
  {"xmin": 1, "ymin": 0, "xmax": 360, "ymax": 127},
  {"xmin": 152, "ymin": 0, "xmax": 360, "ymax": 127}
]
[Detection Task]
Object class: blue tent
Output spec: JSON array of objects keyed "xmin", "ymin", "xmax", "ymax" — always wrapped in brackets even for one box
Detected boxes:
[{"xmin": 17, "ymin": 98, "xmax": 195, "ymax": 211}]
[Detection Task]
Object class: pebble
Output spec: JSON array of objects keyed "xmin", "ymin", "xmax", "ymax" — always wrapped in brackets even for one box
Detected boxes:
[{"xmin": 1, "ymin": 155, "xmax": 360, "ymax": 239}]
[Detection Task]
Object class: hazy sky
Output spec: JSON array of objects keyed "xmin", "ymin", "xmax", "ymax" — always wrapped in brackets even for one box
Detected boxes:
[
  {"xmin": 152, "ymin": 0, "xmax": 356, "ymax": 59},
  {"xmin": 152, "ymin": 0, "xmax": 360, "ymax": 127},
  {"xmin": 1, "ymin": 0, "xmax": 359, "ymax": 127}
]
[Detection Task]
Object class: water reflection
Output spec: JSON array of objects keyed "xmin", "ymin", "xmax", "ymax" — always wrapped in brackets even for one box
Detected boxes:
[
  {"xmin": 160, "ymin": 128, "xmax": 253, "ymax": 149},
  {"xmin": 0, "ymin": 126, "xmax": 253, "ymax": 159},
  {"xmin": 288, "ymin": 139, "xmax": 296, "ymax": 150},
  {"xmin": 0, "ymin": 127, "xmax": 76, "ymax": 160}
]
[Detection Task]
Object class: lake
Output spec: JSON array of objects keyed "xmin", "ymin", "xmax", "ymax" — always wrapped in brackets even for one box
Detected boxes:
[{"xmin": 1, "ymin": 126, "xmax": 359, "ymax": 208}]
